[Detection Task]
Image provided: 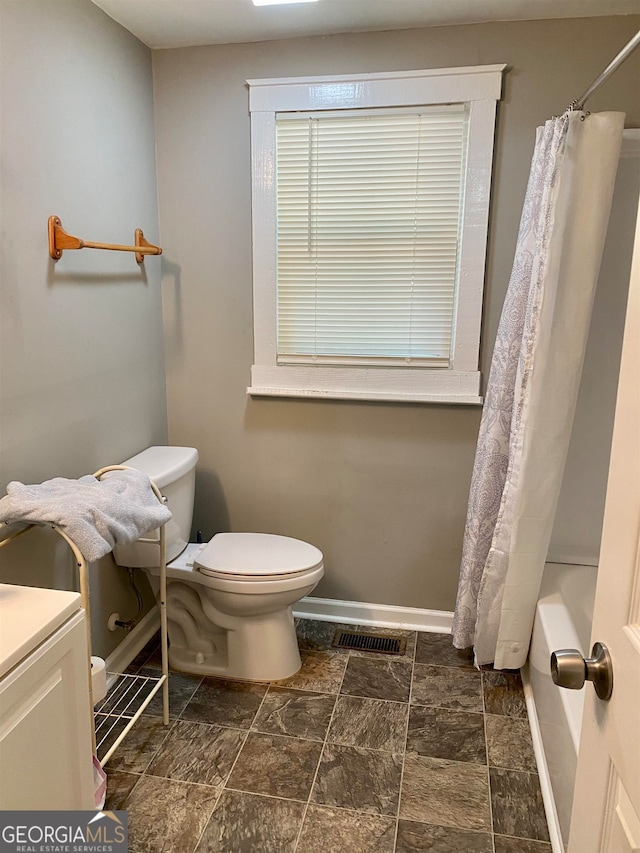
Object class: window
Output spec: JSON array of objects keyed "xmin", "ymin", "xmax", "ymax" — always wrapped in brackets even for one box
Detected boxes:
[{"xmin": 248, "ymin": 65, "xmax": 505, "ymax": 404}]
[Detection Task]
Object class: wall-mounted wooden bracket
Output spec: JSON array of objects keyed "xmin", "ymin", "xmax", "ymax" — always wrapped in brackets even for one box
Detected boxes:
[{"xmin": 48, "ymin": 215, "xmax": 162, "ymax": 264}]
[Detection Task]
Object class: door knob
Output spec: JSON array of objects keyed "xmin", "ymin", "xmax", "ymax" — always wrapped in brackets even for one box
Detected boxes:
[{"xmin": 550, "ymin": 641, "xmax": 613, "ymax": 700}]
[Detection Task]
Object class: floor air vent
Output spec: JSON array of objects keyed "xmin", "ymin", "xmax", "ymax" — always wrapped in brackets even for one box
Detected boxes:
[{"xmin": 332, "ymin": 630, "xmax": 407, "ymax": 656}]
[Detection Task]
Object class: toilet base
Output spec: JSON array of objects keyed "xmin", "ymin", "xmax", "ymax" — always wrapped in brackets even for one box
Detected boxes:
[{"xmin": 166, "ymin": 605, "xmax": 303, "ymax": 682}]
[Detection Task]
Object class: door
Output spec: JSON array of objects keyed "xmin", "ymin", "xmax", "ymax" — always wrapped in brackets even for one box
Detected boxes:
[
  {"xmin": 0, "ymin": 610, "xmax": 95, "ymax": 809},
  {"xmin": 567, "ymin": 195, "xmax": 640, "ymax": 851}
]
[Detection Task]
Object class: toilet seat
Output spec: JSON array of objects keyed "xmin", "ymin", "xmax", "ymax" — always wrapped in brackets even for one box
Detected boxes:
[{"xmin": 195, "ymin": 532, "xmax": 324, "ymax": 581}]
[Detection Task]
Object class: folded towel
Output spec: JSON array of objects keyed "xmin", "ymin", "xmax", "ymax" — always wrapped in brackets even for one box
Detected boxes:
[{"xmin": 0, "ymin": 469, "xmax": 172, "ymax": 562}]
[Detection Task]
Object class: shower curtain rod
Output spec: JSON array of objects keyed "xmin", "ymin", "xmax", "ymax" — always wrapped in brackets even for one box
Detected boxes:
[{"xmin": 570, "ymin": 28, "xmax": 640, "ymax": 111}]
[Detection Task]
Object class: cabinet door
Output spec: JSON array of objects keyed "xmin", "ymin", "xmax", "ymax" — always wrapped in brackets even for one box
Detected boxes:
[{"xmin": 0, "ymin": 610, "xmax": 95, "ymax": 809}]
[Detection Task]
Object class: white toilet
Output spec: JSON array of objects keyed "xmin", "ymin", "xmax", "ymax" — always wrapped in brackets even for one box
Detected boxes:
[{"xmin": 112, "ymin": 446, "xmax": 324, "ymax": 681}]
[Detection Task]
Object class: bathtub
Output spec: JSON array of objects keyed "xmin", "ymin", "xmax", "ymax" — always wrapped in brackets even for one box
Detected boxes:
[{"xmin": 524, "ymin": 561, "xmax": 598, "ymax": 852}]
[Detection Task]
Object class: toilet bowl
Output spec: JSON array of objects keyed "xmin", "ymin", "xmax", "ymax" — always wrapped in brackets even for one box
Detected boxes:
[{"xmin": 112, "ymin": 447, "xmax": 324, "ymax": 681}]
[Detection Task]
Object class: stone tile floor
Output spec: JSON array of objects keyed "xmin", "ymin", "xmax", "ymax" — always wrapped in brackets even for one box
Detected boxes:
[{"xmin": 102, "ymin": 620, "xmax": 551, "ymax": 853}]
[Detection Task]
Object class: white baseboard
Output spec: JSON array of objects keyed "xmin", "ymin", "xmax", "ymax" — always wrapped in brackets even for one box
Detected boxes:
[
  {"xmin": 104, "ymin": 607, "xmax": 160, "ymax": 689},
  {"xmin": 521, "ymin": 663, "xmax": 565, "ymax": 853},
  {"xmin": 293, "ymin": 596, "xmax": 453, "ymax": 633},
  {"xmin": 104, "ymin": 597, "xmax": 451, "ymax": 690}
]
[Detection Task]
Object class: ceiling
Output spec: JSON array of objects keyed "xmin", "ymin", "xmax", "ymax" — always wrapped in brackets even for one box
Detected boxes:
[{"xmin": 89, "ymin": 0, "xmax": 640, "ymax": 49}]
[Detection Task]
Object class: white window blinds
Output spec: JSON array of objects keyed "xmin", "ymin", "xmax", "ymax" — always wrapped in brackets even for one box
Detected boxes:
[{"xmin": 275, "ymin": 105, "xmax": 469, "ymax": 366}]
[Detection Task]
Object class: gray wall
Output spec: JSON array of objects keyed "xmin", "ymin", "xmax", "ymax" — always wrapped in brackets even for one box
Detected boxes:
[
  {"xmin": 153, "ymin": 16, "xmax": 639, "ymax": 612},
  {"xmin": 0, "ymin": 0, "xmax": 167, "ymax": 656}
]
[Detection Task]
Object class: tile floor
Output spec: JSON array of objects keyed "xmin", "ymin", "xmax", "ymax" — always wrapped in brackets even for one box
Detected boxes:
[{"xmin": 102, "ymin": 620, "xmax": 551, "ymax": 853}]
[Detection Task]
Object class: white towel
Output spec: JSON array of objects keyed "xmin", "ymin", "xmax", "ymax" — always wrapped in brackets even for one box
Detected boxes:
[{"xmin": 0, "ymin": 469, "xmax": 172, "ymax": 561}]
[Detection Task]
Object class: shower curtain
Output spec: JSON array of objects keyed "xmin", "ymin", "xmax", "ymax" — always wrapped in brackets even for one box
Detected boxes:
[{"xmin": 452, "ymin": 110, "xmax": 624, "ymax": 669}]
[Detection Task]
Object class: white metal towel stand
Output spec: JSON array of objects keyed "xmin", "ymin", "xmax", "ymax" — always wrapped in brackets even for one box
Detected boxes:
[{"xmin": 0, "ymin": 465, "xmax": 170, "ymax": 765}]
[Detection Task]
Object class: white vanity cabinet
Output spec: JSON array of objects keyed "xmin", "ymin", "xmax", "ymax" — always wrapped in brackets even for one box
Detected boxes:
[{"xmin": 0, "ymin": 583, "xmax": 95, "ymax": 809}]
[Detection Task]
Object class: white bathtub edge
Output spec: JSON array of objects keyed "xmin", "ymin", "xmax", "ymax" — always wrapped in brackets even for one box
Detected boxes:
[{"xmin": 522, "ymin": 662, "xmax": 565, "ymax": 853}]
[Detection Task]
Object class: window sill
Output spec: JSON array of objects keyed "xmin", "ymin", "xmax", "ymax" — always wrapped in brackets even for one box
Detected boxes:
[{"xmin": 248, "ymin": 365, "xmax": 483, "ymax": 406}]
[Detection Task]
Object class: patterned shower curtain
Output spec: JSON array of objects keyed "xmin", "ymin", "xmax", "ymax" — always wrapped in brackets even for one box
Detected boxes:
[{"xmin": 452, "ymin": 111, "xmax": 624, "ymax": 669}]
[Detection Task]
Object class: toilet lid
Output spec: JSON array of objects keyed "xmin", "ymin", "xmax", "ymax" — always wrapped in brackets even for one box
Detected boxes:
[{"xmin": 195, "ymin": 533, "xmax": 323, "ymax": 579}]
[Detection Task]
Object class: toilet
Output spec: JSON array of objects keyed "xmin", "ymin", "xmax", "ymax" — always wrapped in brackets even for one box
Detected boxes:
[{"xmin": 112, "ymin": 446, "xmax": 324, "ymax": 681}]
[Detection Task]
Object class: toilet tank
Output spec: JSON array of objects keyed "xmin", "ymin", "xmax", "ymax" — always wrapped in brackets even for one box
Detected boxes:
[{"xmin": 112, "ymin": 446, "xmax": 199, "ymax": 568}]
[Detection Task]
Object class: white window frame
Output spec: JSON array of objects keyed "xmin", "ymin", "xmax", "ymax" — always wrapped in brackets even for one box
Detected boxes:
[{"xmin": 247, "ymin": 65, "xmax": 505, "ymax": 405}]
